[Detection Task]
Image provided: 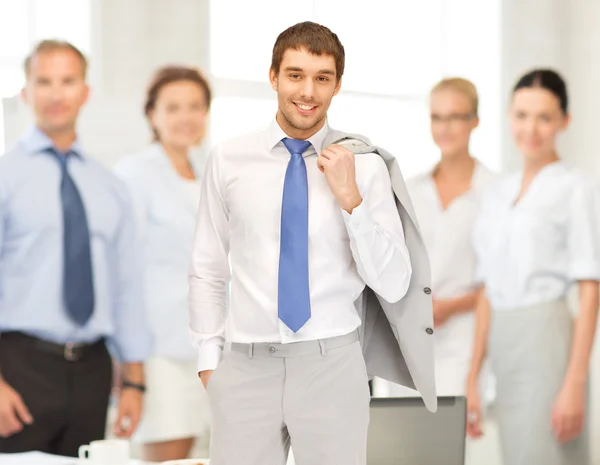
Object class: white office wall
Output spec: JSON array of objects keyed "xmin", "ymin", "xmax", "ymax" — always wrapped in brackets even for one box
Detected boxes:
[{"xmin": 565, "ymin": 1, "xmax": 600, "ymax": 463}]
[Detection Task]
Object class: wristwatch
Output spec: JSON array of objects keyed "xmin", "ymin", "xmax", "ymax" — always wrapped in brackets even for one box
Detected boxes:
[{"xmin": 122, "ymin": 380, "xmax": 146, "ymax": 393}]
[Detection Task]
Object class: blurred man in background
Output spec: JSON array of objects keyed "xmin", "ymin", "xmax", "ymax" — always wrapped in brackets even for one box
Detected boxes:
[{"xmin": 0, "ymin": 40, "xmax": 151, "ymax": 457}]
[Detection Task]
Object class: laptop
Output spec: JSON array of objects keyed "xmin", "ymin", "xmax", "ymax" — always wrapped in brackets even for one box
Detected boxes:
[{"xmin": 367, "ymin": 396, "xmax": 466, "ymax": 465}]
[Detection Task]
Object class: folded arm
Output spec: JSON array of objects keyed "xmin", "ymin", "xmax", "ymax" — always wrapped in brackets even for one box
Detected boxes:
[{"xmin": 342, "ymin": 154, "xmax": 412, "ymax": 303}]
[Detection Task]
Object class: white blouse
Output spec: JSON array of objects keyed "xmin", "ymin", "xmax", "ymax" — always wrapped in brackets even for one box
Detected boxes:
[
  {"xmin": 407, "ymin": 161, "xmax": 495, "ymax": 395},
  {"xmin": 114, "ymin": 144, "xmax": 203, "ymax": 361},
  {"xmin": 473, "ymin": 161, "xmax": 600, "ymax": 311}
]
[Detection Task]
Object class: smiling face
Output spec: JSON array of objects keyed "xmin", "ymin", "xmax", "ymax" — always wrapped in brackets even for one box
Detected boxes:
[
  {"xmin": 269, "ymin": 47, "xmax": 341, "ymax": 139},
  {"xmin": 148, "ymin": 79, "xmax": 209, "ymax": 150},
  {"xmin": 22, "ymin": 49, "xmax": 89, "ymax": 134},
  {"xmin": 509, "ymin": 87, "xmax": 569, "ymax": 162},
  {"xmin": 430, "ymin": 89, "xmax": 479, "ymax": 159}
]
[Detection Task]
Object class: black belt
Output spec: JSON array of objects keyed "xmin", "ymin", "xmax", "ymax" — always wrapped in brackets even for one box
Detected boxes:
[{"xmin": 0, "ymin": 332, "xmax": 106, "ymax": 362}]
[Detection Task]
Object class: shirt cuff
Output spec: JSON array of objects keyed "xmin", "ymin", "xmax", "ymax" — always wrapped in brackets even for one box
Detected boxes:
[
  {"xmin": 569, "ymin": 262, "xmax": 600, "ymax": 282},
  {"xmin": 197, "ymin": 344, "xmax": 224, "ymax": 373},
  {"xmin": 111, "ymin": 333, "xmax": 153, "ymax": 364},
  {"xmin": 342, "ymin": 201, "xmax": 376, "ymax": 238}
]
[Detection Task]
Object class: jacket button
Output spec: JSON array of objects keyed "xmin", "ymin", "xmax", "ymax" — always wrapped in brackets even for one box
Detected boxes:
[
  {"xmin": 424, "ymin": 287, "xmax": 432, "ymax": 295},
  {"xmin": 426, "ymin": 328, "xmax": 433, "ymax": 335}
]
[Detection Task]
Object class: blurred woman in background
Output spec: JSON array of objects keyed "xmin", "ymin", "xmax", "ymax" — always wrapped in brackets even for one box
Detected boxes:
[
  {"xmin": 467, "ymin": 69, "xmax": 600, "ymax": 465},
  {"xmin": 114, "ymin": 65, "xmax": 212, "ymax": 462},
  {"xmin": 385, "ymin": 78, "xmax": 494, "ymax": 400},
  {"xmin": 407, "ymin": 77, "xmax": 494, "ymax": 397}
]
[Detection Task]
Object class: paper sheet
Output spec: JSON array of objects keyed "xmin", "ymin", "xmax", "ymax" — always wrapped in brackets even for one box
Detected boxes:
[{"xmin": 0, "ymin": 451, "xmax": 79, "ymax": 465}]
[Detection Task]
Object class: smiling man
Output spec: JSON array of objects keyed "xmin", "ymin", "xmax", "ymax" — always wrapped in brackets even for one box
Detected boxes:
[
  {"xmin": 189, "ymin": 22, "xmax": 415, "ymax": 465},
  {"xmin": 0, "ymin": 40, "xmax": 151, "ymax": 456}
]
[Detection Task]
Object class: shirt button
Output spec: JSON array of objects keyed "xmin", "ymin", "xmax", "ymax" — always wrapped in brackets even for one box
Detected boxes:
[
  {"xmin": 426, "ymin": 328, "xmax": 434, "ymax": 335},
  {"xmin": 269, "ymin": 346, "xmax": 276, "ymax": 354},
  {"xmin": 424, "ymin": 287, "xmax": 432, "ymax": 295}
]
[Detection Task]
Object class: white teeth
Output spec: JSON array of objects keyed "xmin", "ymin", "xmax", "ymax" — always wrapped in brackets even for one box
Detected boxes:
[{"xmin": 297, "ymin": 104, "xmax": 315, "ymax": 110}]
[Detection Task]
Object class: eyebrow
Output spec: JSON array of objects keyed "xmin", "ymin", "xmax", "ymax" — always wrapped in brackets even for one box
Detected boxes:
[{"xmin": 284, "ymin": 66, "xmax": 336, "ymax": 76}]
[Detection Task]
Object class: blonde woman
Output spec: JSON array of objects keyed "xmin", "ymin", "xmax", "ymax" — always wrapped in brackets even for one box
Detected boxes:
[{"xmin": 386, "ymin": 78, "xmax": 494, "ymax": 399}]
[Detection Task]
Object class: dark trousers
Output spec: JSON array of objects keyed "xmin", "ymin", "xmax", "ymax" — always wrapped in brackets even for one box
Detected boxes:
[{"xmin": 0, "ymin": 332, "xmax": 113, "ymax": 457}]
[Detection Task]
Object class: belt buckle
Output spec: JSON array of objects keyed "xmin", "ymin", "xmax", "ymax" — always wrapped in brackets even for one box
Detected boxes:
[{"xmin": 64, "ymin": 342, "xmax": 78, "ymax": 361}]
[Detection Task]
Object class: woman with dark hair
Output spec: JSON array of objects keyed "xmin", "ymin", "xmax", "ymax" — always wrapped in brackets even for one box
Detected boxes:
[
  {"xmin": 114, "ymin": 65, "xmax": 212, "ymax": 462},
  {"xmin": 466, "ymin": 69, "xmax": 600, "ymax": 464}
]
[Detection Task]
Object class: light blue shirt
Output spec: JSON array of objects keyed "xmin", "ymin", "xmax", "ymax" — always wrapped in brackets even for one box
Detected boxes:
[
  {"xmin": 0, "ymin": 127, "xmax": 152, "ymax": 362},
  {"xmin": 114, "ymin": 143, "xmax": 202, "ymax": 361}
]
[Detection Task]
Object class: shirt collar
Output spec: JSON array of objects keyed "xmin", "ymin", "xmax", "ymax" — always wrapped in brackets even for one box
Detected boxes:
[
  {"xmin": 20, "ymin": 126, "xmax": 85, "ymax": 159},
  {"xmin": 470, "ymin": 160, "xmax": 489, "ymax": 191},
  {"xmin": 153, "ymin": 141, "xmax": 204, "ymax": 177},
  {"xmin": 423, "ymin": 158, "xmax": 485, "ymax": 185},
  {"xmin": 267, "ymin": 116, "xmax": 329, "ymax": 155}
]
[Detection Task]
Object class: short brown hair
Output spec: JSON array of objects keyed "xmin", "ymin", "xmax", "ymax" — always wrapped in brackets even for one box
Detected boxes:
[
  {"xmin": 431, "ymin": 77, "xmax": 479, "ymax": 116},
  {"xmin": 24, "ymin": 39, "xmax": 88, "ymax": 78},
  {"xmin": 144, "ymin": 65, "xmax": 212, "ymax": 141},
  {"xmin": 271, "ymin": 21, "xmax": 345, "ymax": 80}
]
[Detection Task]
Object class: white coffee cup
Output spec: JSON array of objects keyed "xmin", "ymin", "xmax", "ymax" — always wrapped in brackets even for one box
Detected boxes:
[{"xmin": 78, "ymin": 439, "xmax": 130, "ymax": 465}]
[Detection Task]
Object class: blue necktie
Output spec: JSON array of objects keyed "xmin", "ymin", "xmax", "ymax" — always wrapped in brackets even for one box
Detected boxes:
[
  {"xmin": 51, "ymin": 149, "xmax": 95, "ymax": 326},
  {"xmin": 278, "ymin": 138, "xmax": 312, "ymax": 332}
]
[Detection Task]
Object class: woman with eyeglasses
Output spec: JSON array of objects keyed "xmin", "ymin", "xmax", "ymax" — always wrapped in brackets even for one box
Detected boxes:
[
  {"xmin": 386, "ymin": 78, "xmax": 495, "ymax": 400},
  {"xmin": 466, "ymin": 69, "xmax": 600, "ymax": 465}
]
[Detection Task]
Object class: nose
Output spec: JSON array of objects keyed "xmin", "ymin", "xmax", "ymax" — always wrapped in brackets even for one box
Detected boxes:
[
  {"xmin": 49, "ymin": 82, "xmax": 66, "ymax": 101},
  {"xmin": 299, "ymin": 79, "xmax": 315, "ymax": 100},
  {"xmin": 523, "ymin": 118, "xmax": 538, "ymax": 137}
]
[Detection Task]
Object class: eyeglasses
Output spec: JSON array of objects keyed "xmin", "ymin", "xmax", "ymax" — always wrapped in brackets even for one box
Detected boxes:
[{"xmin": 430, "ymin": 113, "xmax": 476, "ymax": 124}]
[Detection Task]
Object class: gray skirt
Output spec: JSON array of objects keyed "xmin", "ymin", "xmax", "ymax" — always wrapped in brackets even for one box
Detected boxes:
[{"xmin": 488, "ymin": 299, "xmax": 588, "ymax": 465}]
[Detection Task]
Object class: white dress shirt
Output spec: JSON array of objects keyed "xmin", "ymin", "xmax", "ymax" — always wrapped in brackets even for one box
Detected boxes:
[
  {"xmin": 406, "ymin": 161, "xmax": 495, "ymax": 395},
  {"xmin": 473, "ymin": 161, "xmax": 600, "ymax": 310},
  {"xmin": 114, "ymin": 143, "xmax": 203, "ymax": 360},
  {"xmin": 189, "ymin": 120, "xmax": 412, "ymax": 372}
]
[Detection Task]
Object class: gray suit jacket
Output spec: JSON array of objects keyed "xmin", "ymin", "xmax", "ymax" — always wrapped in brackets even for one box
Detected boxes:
[{"xmin": 323, "ymin": 130, "xmax": 437, "ymax": 413}]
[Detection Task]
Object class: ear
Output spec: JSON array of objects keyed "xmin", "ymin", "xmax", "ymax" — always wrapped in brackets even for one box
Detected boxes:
[
  {"xmin": 82, "ymin": 83, "xmax": 90, "ymax": 105},
  {"xmin": 333, "ymin": 76, "xmax": 342, "ymax": 96},
  {"xmin": 20, "ymin": 86, "xmax": 28, "ymax": 104},
  {"xmin": 471, "ymin": 115, "xmax": 480, "ymax": 130},
  {"xmin": 147, "ymin": 108, "xmax": 155, "ymax": 126},
  {"xmin": 269, "ymin": 68, "xmax": 278, "ymax": 92},
  {"xmin": 561, "ymin": 112, "xmax": 571, "ymax": 130}
]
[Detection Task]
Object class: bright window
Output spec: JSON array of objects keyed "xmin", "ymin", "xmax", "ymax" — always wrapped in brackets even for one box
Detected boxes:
[
  {"xmin": 209, "ymin": 0, "xmax": 314, "ymax": 83},
  {"xmin": 210, "ymin": 97, "xmax": 277, "ymax": 147},
  {"xmin": 314, "ymin": 0, "xmax": 444, "ymax": 96},
  {"xmin": 328, "ymin": 95, "xmax": 438, "ymax": 179},
  {"xmin": 0, "ymin": 0, "xmax": 91, "ymax": 153}
]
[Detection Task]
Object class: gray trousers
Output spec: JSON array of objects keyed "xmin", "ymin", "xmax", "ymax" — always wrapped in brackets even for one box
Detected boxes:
[
  {"xmin": 489, "ymin": 299, "xmax": 588, "ymax": 465},
  {"xmin": 206, "ymin": 330, "xmax": 370, "ymax": 465}
]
